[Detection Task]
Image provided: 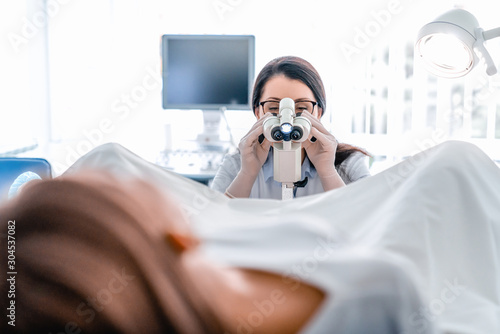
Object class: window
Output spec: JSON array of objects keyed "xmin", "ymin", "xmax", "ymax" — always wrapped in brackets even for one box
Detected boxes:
[{"xmin": 0, "ymin": 1, "xmax": 34, "ymax": 154}]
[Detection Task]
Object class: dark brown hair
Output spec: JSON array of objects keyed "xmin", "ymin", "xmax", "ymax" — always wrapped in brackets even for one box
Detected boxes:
[
  {"xmin": 0, "ymin": 172, "xmax": 224, "ymax": 334},
  {"xmin": 252, "ymin": 56, "xmax": 370, "ymax": 165}
]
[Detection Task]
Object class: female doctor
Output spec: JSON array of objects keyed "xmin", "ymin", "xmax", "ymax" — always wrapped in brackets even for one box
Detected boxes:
[{"xmin": 210, "ymin": 56, "xmax": 370, "ymax": 199}]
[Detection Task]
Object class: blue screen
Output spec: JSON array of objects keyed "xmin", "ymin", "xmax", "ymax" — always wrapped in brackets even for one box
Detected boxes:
[{"xmin": 162, "ymin": 35, "xmax": 255, "ymax": 110}]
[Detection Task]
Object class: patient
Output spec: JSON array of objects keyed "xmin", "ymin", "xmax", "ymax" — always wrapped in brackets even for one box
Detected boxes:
[
  {"xmin": 0, "ymin": 170, "xmax": 432, "ymax": 334},
  {"xmin": 2, "ymin": 140, "xmax": 500, "ymax": 333}
]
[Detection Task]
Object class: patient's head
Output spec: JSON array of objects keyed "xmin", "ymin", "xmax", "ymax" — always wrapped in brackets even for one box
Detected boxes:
[
  {"xmin": 252, "ymin": 56, "xmax": 326, "ymax": 119},
  {"xmin": 0, "ymin": 171, "xmax": 223, "ymax": 334}
]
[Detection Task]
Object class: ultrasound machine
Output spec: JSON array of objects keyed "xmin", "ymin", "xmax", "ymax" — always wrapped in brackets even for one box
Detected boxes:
[{"xmin": 158, "ymin": 34, "xmax": 255, "ymax": 184}]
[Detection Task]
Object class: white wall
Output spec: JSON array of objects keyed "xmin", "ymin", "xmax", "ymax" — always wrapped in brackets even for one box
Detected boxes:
[{"xmin": 2, "ymin": 0, "xmax": 500, "ymax": 174}]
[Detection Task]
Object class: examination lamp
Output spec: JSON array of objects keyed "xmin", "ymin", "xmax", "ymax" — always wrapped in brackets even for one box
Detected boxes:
[{"xmin": 416, "ymin": 8, "xmax": 500, "ymax": 78}]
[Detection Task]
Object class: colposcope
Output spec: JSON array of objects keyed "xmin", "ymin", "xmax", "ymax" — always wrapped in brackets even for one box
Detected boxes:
[{"xmin": 262, "ymin": 98, "xmax": 312, "ymax": 200}]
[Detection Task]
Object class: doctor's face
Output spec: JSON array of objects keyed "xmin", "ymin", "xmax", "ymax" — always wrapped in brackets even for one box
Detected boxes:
[{"xmin": 255, "ymin": 75, "xmax": 322, "ymax": 120}]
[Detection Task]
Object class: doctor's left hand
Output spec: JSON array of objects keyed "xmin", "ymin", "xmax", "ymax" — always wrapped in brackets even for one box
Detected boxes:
[{"xmin": 300, "ymin": 112, "xmax": 338, "ymax": 178}]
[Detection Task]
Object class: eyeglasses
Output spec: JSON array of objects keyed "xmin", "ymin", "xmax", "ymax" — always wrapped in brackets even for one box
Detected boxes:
[{"xmin": 259, "ymin": 100, "xmax": 317, "ymax": 115}]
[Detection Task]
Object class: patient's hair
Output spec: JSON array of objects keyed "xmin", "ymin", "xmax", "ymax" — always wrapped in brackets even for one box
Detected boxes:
[
  {"xmin": 252, "ymin": 55, "xmax": 370, "ymax": 165},
  {"xmin": 0, "ymin": 172, "xmax": 223, "ymax": 334}
]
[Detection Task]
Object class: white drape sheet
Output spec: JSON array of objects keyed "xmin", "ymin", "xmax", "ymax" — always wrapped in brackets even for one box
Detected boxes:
[{"xmin": 67, "ymin": 140, "xmax": 500, "ymax": 334}]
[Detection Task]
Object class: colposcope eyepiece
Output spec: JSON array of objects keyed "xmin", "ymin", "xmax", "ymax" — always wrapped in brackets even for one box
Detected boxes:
[
  {"xmin": 290, "ymin": 127, "xmax": 303, "ymax": 141},
  {"xmin": 262, "ymin": 98, "xmax": 312, "ymax": 143},
  {"xmin": 271, "ymin": 123, "xmax": 299, "ymax": 142},
  {"xmin": 271, "ymin": 127, "xmax": 284, "ymax": 141}
]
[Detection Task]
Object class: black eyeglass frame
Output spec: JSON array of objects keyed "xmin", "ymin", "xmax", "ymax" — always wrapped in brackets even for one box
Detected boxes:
[{"xmin": 259, "ymin": 100, "xmax": 318, "ymax": 114}]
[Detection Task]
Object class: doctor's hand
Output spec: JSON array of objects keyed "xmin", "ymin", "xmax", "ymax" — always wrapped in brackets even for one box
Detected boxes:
[
  {"xmin": 224, "ymin": 114, "xmax": 272, "ymax": 198},
  {"xmin": 238, "ymin": 113, "xmax": 273, "ymax": 178},
  {"xmin": 300, "ymin": 112, "xmax": 345, "ymax": 191}
]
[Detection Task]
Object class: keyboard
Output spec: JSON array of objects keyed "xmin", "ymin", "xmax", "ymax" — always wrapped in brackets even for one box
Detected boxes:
[{"xmin": 156, "ymin": 148, "xmax": 227, "ymax": 175}]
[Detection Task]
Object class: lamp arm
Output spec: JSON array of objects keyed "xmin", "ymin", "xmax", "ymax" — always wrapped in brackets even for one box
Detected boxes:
[
  {"xmin": 474, "ymin": 28, "xmax": 497, "ymax": 75},
  {"xmin": 482, "ymin": 27, "xmax": 500, "ymax": 41}
]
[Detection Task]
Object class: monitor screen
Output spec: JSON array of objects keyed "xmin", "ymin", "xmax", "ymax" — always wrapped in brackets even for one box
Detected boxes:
[{"xmin": 161, "ymin": 34, "xmax": 255, "ymax": 110}]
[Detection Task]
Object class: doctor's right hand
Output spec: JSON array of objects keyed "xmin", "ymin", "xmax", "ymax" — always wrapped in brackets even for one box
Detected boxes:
[
  {"xmin": 238, "ymin": 114, "xmax": 273, "ymax": 179},
  {"xmin": 225, "ymin": 114, "xmax": 272, "ymax": 198}
]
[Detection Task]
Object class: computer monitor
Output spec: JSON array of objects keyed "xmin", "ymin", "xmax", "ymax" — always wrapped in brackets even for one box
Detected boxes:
[{"xmin": 161, "ymin": 34, "xmax": 255, "ymax": 146}]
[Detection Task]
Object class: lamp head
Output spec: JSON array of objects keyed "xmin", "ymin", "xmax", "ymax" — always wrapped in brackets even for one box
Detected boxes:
[
  {"xmin": 416, "ymin": 9, "xmax": 480, "ymax": 78},
  {"xmin": 416, "ymin": 8, "xmax": 500, "ymax": 78}
]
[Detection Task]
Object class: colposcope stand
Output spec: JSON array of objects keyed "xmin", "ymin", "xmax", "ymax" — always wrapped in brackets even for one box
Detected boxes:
[{"xmin": 273, "ymin": 140, "xmax": 302, "ymax": 200}]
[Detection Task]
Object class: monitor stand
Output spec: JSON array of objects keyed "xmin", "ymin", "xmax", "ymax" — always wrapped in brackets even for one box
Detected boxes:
[{"xmin": 196, "ymin": 107, "xmax": 230, "ymax": 150}]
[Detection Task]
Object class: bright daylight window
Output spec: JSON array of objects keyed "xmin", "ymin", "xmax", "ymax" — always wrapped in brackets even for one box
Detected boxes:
[{"xmin": 0, "ymin": 2, "xmax": 34, "ymax": 155}]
